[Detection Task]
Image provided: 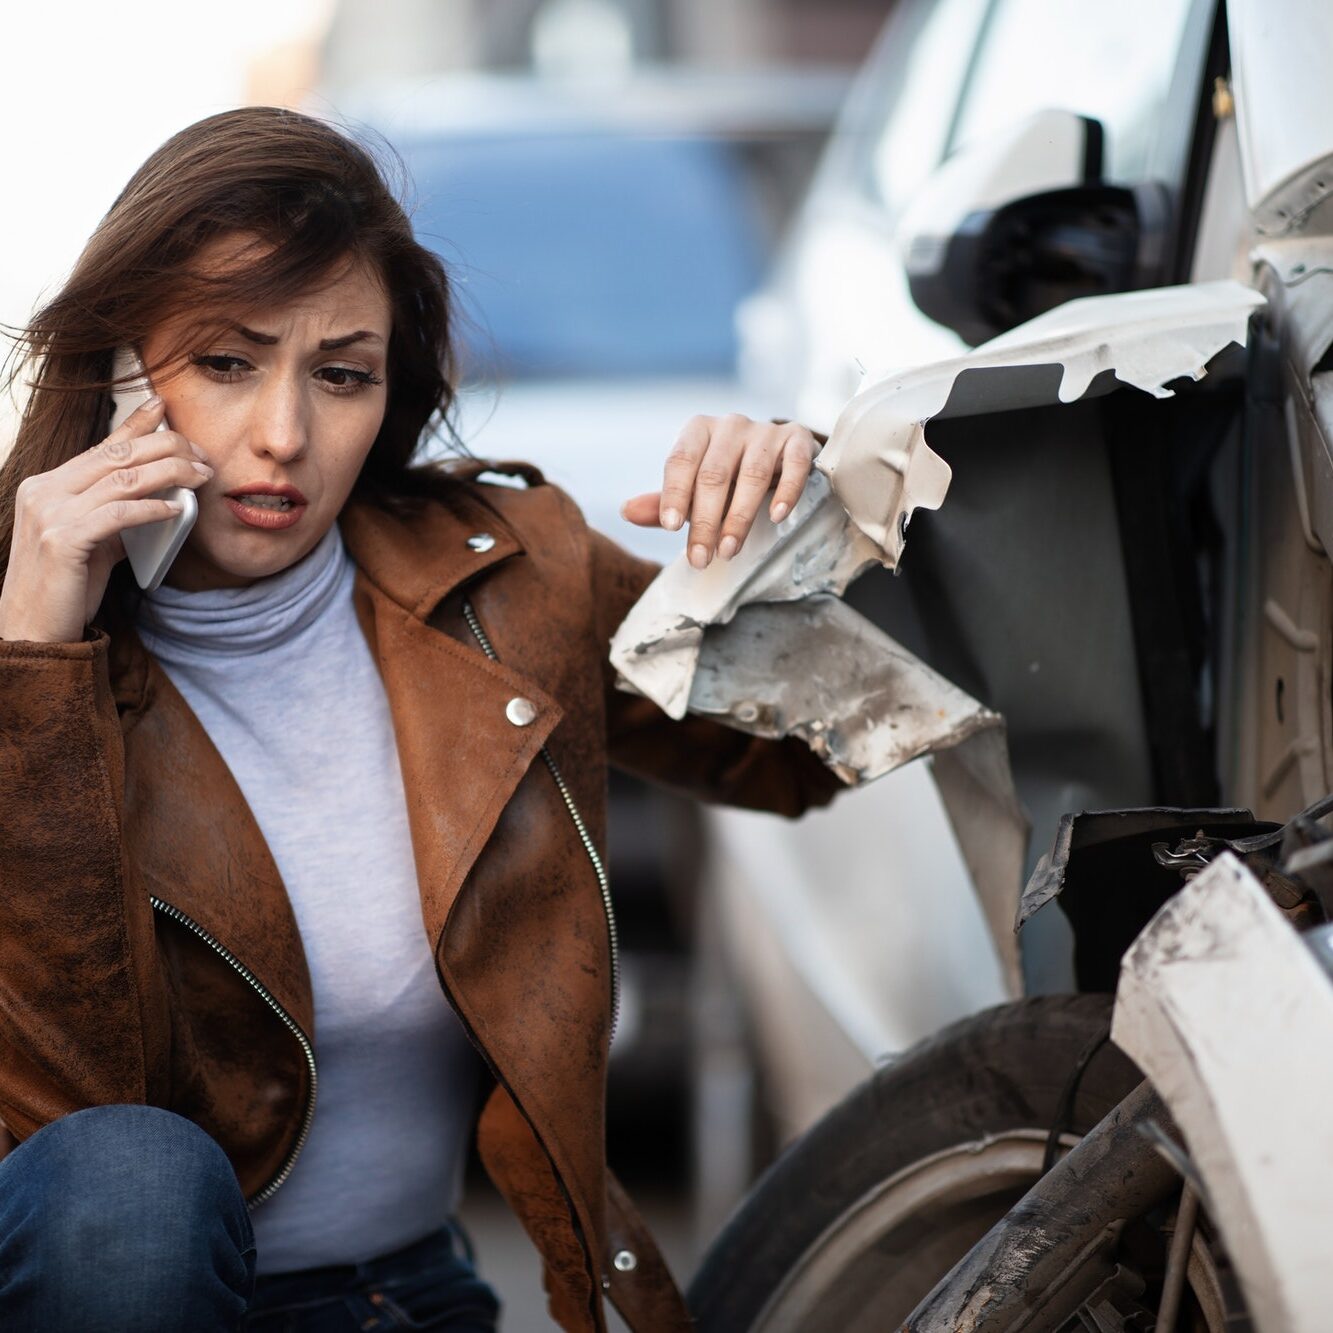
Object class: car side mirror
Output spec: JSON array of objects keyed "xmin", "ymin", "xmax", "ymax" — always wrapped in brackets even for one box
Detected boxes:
[{"xmin": 899, "ymin": 109, "xmax": 1170, "ymax": 346}]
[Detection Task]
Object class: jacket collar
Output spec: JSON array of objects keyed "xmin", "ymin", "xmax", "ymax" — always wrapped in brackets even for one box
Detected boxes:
[
  {"xmin": 107, "ymin": 483, "xmax": 526, "ymax": 722},
  {"xmin": 338, "ymin": 484, "xmax": 524, "ymax": 619}
]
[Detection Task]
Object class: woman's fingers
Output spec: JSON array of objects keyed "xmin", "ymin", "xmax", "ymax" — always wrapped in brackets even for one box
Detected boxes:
[
  {"xmin": 64, "ymin": 402, "xmax": 206, "ymax": 491},
  {"xmin": 74, "ymin": 496, "xmax": 190, "ymax": 547},
  {"xmin": 0, "ymin": 399, "xmax": 209, "ymax": 645},
  {"xmin": 657, "ymin": 416, "xmax": 713, "ymax": 532},
  {"xmin": 14, "ymin": 432, "xmax": 209, "ymax": 574},
  {"xmin": 95, "ymin": 424, "xmax": 208, "ymax": 471},
  {"xmin": 639, "ymin": 415, "xmax": 821, "ymax": 563},
  {"xmin": 768, "ymin": 429, "xmax": 816, "ymax": 524},
  {"xmin": 75, "ymin": 452, "xmax": 212, "ymax": 518},
  {"xmin": 105, "ymin": 393, "xmax": 166, "ymax": 446},
  {"xmin": 715, "ymin": 430, "xmax": 785, "ymax": 560},
  {"xmin": 683, "ymin": 415, "xmax": 751, "ymax": 569}
]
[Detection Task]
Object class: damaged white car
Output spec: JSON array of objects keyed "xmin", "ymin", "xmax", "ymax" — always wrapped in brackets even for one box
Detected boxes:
[{"xmin": 622, "ymin": 0, "xmax": 1333, "ymax": 1326}]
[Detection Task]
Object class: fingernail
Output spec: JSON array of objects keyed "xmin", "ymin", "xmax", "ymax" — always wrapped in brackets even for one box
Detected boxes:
[
  {"xmin": 187, "ymin": 440, "xmax": 207, "ymax": 461},
  {"xmin": 662, "ymin": 508, "xmax": 683, "ymax": 531},
  {"xmin": 718, "ymin": 535, "xmax": 738, "ymax": 560},
  {"xmin": 143, "ymin": 394, "xmax": 162, "ymax": 410},
  {"xmin": 771, "ymin": 501, "xmax": 789, "ymax": 523},
  {"xmin": 689, "ymin": 543, "xmax": 710, "ymax": 570},
  {"xmin": 192, "ymin": 461, "xmax": 214, "ymax": 477},
  {"xmin": 619, "ymin": 501, "xmax": 630, "ymax": 520}
]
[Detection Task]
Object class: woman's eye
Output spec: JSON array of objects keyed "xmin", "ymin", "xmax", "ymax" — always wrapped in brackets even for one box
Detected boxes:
[
  {"xmin": 190, "ymin": 354, "xmax": 250, "ymax": 380},
  {"xmin": 317, "ymin": 366, "xmax": 383, "ymax": 395},
  {"xmin": 186, "ymin": 356, "xmax": 382, "ymax": 395}
]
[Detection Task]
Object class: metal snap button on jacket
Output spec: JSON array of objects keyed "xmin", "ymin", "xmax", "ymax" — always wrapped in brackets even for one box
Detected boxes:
[
  {"xmin": 613, "ymin": 1249, "xmax": 638, "ymax": 1273},
  {"xmin": 506, "ymin": 697, "xmax": 537, "ymax": 727},
  {"xmin": 466, "ymin": 532, "xmax": 496, "ymax": 552}
]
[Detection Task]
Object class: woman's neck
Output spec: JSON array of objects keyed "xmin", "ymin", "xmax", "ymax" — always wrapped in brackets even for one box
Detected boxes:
[{"xmin": 134, "ymin": 523, "xmax": 349, "ymax": 657}]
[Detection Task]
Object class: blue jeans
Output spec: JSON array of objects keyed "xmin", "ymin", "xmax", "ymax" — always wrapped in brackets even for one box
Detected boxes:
[
  {"xmin": 245, "ymin": 1222, "xmax": 499, "ymax": 1332},
  {"xmin": 0, "ymin": 1105, "xmax": 499, "ymax": 1332}
]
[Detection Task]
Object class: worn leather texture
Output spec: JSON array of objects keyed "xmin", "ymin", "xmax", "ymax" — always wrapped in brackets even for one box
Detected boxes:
[{"xmin": 0, "ymin": 464, "xmax": 841, "ymax": 1331}]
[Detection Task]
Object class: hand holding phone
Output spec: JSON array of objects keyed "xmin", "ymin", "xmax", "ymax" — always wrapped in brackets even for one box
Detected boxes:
[
  {"xmin": 0, "ymin": 353, "xmax": 212, "ymax": 643},
  {"xmin": 107, "ymin": 349, "xmax": 199, "ymax": 591}
]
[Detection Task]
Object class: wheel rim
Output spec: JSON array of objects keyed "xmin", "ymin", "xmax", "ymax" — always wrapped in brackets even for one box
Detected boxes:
[{"xmin": 749, "ymin": 1129, "xmax": 1228, "ymax": 1333}]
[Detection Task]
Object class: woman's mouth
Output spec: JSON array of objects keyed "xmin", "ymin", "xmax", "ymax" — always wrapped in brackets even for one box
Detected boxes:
[{"xmin": 223, "ymin": 486, "xmax": 308, "ymax": 531}]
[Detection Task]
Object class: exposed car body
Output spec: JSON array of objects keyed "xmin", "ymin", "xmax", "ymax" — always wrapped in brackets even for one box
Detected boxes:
[
  {"xmin": 699, "ymin": 0, "xmax": 1330, "ymax": 1167},
  {"xmin": 672, "ymin": 0, "xmax": 1333, "ymax": 1323}
]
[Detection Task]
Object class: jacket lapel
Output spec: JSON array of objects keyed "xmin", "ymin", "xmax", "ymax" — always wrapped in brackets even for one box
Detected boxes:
[
  {"xmin": 355, "ymin": 583, "xmax": 560, "ymax": 947},
  {"xmin": 342, "ymin": 491, "xmax": 562, "ymax": 946},
  {"xmin": 112, "ymin": 634, "xmax": 315, "ymax": 1038}
]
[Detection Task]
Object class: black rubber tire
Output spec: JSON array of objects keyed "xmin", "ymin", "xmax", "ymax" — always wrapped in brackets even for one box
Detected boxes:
[{"xmin": 687, "ymin": 994, "xmax": 1142, "ymax": 1332}]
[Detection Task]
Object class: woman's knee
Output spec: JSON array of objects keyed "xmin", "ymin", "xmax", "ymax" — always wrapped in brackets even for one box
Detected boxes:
[
  {"xmin": 0, "ymin": 1104, "xmax": 254, "ymax": 1329},
  {"xmin": 2, "ymin": 1104, "xmax": 247, "ymax": 1237}
]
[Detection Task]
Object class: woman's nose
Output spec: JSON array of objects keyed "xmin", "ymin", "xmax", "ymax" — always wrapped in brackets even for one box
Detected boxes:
[{"xmin": 249, "ymin": 373, "xmax": 309, "ymax": 464}]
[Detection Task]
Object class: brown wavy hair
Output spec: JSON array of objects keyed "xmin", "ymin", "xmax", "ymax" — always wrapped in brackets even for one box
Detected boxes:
[{"xmin": 0, "ymin": 105, "xmax": 461, "ymax": 589}]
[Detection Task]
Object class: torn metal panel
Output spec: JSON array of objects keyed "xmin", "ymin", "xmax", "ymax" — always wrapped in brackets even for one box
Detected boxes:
[
  {"xmin": 613, "ymin": 280, "xmax": 1263, "ymax": 728},
  {"xmin": 817, "ymin": 281, "xmax": 1265, "ymax": 559},
  {"xmin": 687, "ymin": 598, "xmax": 1028, "ymax": 993},
  {"xmin": 1112, "ymin": 853, "xmax": 1333, "ymax": 1333},
  {"xmin": 1019, "ymin": 807, "xmax": 1263, "ymax": 925},
  {"xmin": 686, "ymin": 596, "xmax": 999, "ymax": 783},
  {"xmin": 610, "ymin": 469, "xmax": 880, "ymax": 720},
  {"xmin": 1017, "ymin": 807, "xmax": 1271, "ymax": 992}
]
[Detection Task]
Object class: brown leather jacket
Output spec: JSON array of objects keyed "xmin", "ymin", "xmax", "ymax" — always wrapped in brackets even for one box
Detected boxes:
[{"xmin": 0, "ymin": 464, "xmax": 840, "ymax": 1331}]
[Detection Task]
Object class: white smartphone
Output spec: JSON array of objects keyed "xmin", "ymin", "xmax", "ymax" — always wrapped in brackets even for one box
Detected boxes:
[{"xmin": 107, "ymin": 347, "xmax": 198, "ymax": 592}]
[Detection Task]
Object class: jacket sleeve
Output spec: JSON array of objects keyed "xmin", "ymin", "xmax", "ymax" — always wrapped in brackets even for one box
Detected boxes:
[
  {"xmin": 0, "ymin": 632, "xmax": 170, "ymax": 1138},
  {"xmin": 586, "ymin": 527, "xmax": 843, "ymax": 818}
]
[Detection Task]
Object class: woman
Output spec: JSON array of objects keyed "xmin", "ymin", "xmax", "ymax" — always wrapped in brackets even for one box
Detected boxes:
[{"xmin": 0, "ymin": 107, "xmax": 834, "ymax": 1330}]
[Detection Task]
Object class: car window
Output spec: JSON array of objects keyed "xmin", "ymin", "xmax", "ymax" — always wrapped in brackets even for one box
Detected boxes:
[
  {"xmin": 949, "ymin": 0, "xmax": 1195, "ymax": 182},
  {"xmin": 867, "ymin": 0, "xmax": 991, "ymax": 217},
  {"xmin": 817, "ymin": 0, "xmax": 990, "ymax": 218}
]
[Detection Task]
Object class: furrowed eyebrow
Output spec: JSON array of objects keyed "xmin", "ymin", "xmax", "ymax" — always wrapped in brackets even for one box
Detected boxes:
[
  {"xmin": 232, "ymin": 325, "xmax": 279, "ymax": 346},
  {"xmin": 227, "ymin": 326, "xmax": 384, "ymax": 351},
  {"xmin": 318, "ymin": 331, "xmax": 383, "ymax": 351}
]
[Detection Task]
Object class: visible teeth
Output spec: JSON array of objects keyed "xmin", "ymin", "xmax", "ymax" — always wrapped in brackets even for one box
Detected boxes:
[{"xmin": 238, "ymin": 495, "xmax": 292, "ymax": 510}]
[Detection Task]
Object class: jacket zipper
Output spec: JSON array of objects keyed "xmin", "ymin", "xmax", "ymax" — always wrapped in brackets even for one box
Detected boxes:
[
  {"xmin": 460, "ymin": 599, "xmax": 621, "ymax": 1036},
  {"xmin": 150, "ymin": 896, "xmax": 317, "ymax": 1207}
]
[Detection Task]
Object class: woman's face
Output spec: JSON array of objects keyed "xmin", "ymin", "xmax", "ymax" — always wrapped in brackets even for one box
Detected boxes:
[{"xmin": 141, "ymin": 243, "xmax": 392, "ymax": 591}]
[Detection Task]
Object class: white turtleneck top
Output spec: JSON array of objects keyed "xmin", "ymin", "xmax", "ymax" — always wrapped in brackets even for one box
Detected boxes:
[{"xmin": 136, "ymin": 523, "xmax": 482, "ymax": 1274}]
